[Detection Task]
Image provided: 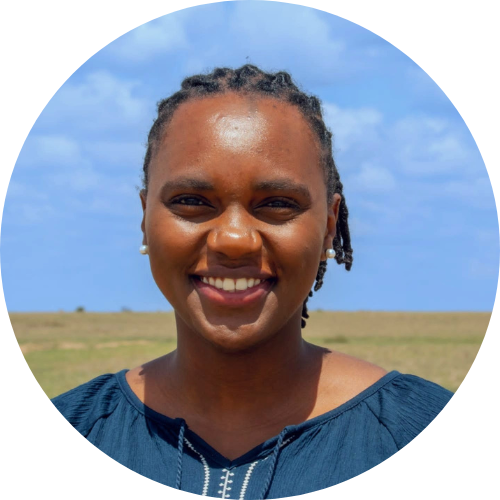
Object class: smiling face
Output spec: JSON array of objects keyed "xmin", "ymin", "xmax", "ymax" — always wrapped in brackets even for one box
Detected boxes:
[{"xmin": 141, "ymin": 93, "xmax": 340, "ymax": 352}]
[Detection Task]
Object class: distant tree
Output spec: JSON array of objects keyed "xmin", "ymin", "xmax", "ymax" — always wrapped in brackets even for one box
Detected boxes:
[
  {"xmin": 121, "ymin": 306, "xmax": 132, "ymax": 313},
  {"xmin": 75, "ymin": 306, "xmax": 85, "ymax": 313}
]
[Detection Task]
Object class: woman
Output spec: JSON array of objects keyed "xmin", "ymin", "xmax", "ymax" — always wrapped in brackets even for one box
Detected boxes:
[{"xmin": 53, "ymin": 65, "xmax": 452, "ymax": 499}]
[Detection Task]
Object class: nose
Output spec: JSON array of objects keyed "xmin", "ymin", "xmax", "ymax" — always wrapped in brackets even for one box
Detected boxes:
[{"xmin": 207, "ymin": 206, "xmax": 262, "ymax": 260}]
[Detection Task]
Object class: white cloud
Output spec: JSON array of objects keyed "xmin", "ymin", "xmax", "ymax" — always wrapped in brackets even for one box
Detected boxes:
[
  {"xmin": 2, "ymin": 179, "xmax": 56, "ymax": 228},
  {"xmin": 44, "ymin": 164, "xmax": 138, "ymax": 198},
  {"xmin": 348, "ymin": 163, "xmax": 396, "ymax": 192},
  {"xmin": 6, "ymin": 202, "xmax": 56, "ymax": 225},
  {"xmin": 348, "ymin": 216, "xmax": 377, "ymax": 236},
  {"xmin": 110, "ymin": 15, "xmax": 188, "ymax": 61},
  {"xmin": 4, "ymin": 181, "xmax": 56, "ymax": 225},
  {"xmin": 10, "ymin": 133, "xmax": 141, "ymax": 223},
  {"xmin": 43, "ymin": 71, "xmax": 150, "ymax": 132},
  {"xmin": 18, "ymin": 135, "xmax": 86, "ymax": 169},
  {"xmin": 230, "ymin": 2, "xmax": 343, "ymax": 54},
  {"xmin": 427, "ymin": 135, "xmax": 465, "ymax": 162},
  {"xmin": 322, "ymin": 102, "xmax": 486, "ymax": 188},
  {"xmin": 86, "ymin": 193, "xmax": 139, "ymax": 216},
  {"xmin": 322, "ymin": 103, "xmax": 383, "ymax": 153},
  {"xmin": 442, "ymin": 177, "xmax": 495, "ymax": 209},
  {"xmin": 48, "ymin": 167, "xmax": 102, "ymax": 192},
  {"xmin": 6, "ymin": 180, "xmax": 50, "ymax": 201},
  {"xmin": 170, "ymin": 2, "xmax": 395, "ymax": 88},
  {"xmin": 54, "ymin": 179, "xmax": 139, "ymax": 217},
  {"xmin": 85, "ymin": 141, "xmax": 145, "ymax": 168},
  {"xmin": 220, "ymin": 2, "xmax": 347, "ymax": 83},
  {"xmin": 391, "ymin": 115, "xmax": 479, "ymax": 176},
  {"xmin": 355, "ymin": 199, "xmax": 393, "ymax": 214}
]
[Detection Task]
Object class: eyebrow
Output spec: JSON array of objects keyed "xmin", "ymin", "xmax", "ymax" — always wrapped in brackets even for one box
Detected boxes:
[
  {"xmin": 160, "ymin": 177, "xmax": 215, "ymax": 195},
  {"xmin": 253, "ymin": 179, "xmax": 312, "ymax": 202},
  {"xmin": 160, "ymin": 176, "xmax": 312, "ymax": 202}
]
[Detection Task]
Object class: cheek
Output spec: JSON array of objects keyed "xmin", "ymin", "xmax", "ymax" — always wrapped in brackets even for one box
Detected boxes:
[
  {"xmin": 146, "ymin": 212, "xmax": 201, "ymax": 293},
  {"xmin": 267, "ymin": 219, "xmax": 325, "ymax": 284}
]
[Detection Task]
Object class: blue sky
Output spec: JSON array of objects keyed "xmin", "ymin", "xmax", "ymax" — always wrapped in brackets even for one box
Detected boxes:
[{"xmin": 1, "ymin": 1, "xmax": 498, "ymax": 312}]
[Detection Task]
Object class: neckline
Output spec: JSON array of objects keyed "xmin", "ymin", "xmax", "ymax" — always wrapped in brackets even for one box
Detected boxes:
[{"xmin": 115, "ymin": 368, "xmax": 401, "ymax": 467}]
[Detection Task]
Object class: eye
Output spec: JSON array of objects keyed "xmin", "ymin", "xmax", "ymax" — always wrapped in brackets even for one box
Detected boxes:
[
  {"xmin": 171, "ymin": 195, "xmax": 208, "ymax": 206},
  {"xmin": 263, "ymin": 199, "xmax": 298, "ymax": 209}
]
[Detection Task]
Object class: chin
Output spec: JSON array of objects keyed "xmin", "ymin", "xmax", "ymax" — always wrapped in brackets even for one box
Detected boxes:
[
  {"xmin": 175, "ymin": 293, "xmax": 302, "ymax": 354},
  {"xmin": 190, "ymin": 311, "xmax": 284, "ymax": 354}
]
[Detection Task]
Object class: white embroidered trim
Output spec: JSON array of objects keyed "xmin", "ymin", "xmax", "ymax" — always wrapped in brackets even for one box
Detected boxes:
[
  {"xmin": 280, "ymin": 437, "xmax": 293, "ymax": 449},
  {"xmin": 182, "ymin": 434, "xmax": 294, "ymax": 498},
  {"xmin": 239, "ymin": 461, "xmax": 259, "ymax": 500},
  {"xmin": 184, "ymin": 438, "xmax": 210, "ymax": 496},
  {"xmin": 238, "ymin": 435, "xmax": 294, "ymax": 500},
  {"xmin": 218, "ymin": 468, "xmax": 235, "ymax": 498}
]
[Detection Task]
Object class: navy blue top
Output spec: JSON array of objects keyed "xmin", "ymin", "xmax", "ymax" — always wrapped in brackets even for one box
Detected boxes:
[{"xmin": 52, "ymin": 370, "xmax": 452, "ymax": 499}]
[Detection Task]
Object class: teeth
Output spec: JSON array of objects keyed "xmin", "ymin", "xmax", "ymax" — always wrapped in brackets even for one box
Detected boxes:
[
  {"xmin": 201, "ymin": 276, "xmax": 267, "ymax": 292},
  {"xmin": 222, "ymin": 278, "xmax": 235, "ymax": 291},
  {"xmin": 235, "ymin": 278, "xmax": 247, "ymax": 291}
]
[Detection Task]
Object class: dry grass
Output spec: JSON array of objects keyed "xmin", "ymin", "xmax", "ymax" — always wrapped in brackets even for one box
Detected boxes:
[{"xmin": 9, "ymin": 311, "xmax": 490, "ymax": 398}]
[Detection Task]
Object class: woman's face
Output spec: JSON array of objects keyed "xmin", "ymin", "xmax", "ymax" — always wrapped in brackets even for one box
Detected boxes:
[{"xmin": 142, "ymin": 93, "xmax": 340, "ymax": 352}]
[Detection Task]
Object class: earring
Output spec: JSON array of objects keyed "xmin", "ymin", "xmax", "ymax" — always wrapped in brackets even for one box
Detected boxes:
[
  {"xmin": 326, "ymin": 248, "xmax": 336, "ymax": 259},
  {"xmin": 139, "ymin": 244, "xmax": 149, "ymax": 255}
]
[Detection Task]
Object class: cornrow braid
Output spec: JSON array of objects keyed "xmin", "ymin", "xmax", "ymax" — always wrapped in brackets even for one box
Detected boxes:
[{"xmin": 142, "ymin": 64, "xmax": 353, "ymax": 328}]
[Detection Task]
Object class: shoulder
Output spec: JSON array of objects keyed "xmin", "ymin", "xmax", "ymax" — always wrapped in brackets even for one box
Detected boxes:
[
  {"xmin": 367, "ymin": 371, "xmax": 454, "ymax": 412},
  {"xmin": 364, "ymin": 372, "xmax": 454, "ymax": 449},
  {"xmin": 317, "ymin": 350, "xmax": 453, "ymax": 449},
  {"xmin": 316, "ymin": 350, "xmax": 389, "ymax": 412},
  {"xmin": 51, "ymin": 371, "xmax": 125, "ymax": 437},
  {"xmin": 324, "ymin": 350, "xmax": 389, "ymax": 387}
]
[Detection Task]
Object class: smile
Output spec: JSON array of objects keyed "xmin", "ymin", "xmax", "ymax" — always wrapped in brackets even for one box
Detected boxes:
[
  {"xmin": 199, "ymin": 276, "xmax": 264, "ymax": 292},
  {"xmin": 192, "ymin": 275, "xmax": 275, "ymax": 307}
]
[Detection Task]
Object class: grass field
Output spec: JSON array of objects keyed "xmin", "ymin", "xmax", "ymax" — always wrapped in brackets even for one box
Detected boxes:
[{"xmin": 9, "ymin": 311, "xmax": 490, "ymax": 398}]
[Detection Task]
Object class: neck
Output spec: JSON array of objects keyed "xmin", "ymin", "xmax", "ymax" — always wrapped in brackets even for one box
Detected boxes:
[{"xmin": 157, "ymin": 311, "xmax": 323, "ymax": 428}]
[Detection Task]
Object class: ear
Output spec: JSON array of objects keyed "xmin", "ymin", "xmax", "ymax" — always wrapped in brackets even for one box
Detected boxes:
[
  {"xmin": 321, "ymin": 193, "xmax": 341, "ymax": 261},
  {"xmin": 140, "ymin": 189, "xmax": 148, "ymax": 245}
]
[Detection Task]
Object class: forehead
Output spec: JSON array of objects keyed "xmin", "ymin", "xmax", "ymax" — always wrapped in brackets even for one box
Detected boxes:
[{"xmin": 150, "ymin": 93, "xmax": 323, "ymax": 188}]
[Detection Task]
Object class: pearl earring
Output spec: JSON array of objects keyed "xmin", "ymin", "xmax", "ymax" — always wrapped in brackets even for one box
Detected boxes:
[
  {"xmin": 139, "ymin": 244, "xmax": 149, "ymax": 255},
  {"xmin": 326, "ymin": 248, "xmax": 336, "ymax": 259}
]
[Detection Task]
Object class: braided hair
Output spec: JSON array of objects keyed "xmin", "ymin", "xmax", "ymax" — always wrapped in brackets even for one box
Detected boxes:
[{"xmin": 142, "ymin": 65, "xmax": 353, "ymax": 328}]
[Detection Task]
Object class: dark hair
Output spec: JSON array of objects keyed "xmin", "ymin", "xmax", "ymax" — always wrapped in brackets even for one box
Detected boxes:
[{"xmin": 142, "ymin": 65, "xmax": 353, "ymax": 327}]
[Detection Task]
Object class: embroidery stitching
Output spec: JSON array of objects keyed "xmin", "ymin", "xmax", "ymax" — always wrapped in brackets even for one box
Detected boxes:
[
  {"xmin": 182, "ymin": 434, "xmax": 294, "ymax": 498},
  {"xmin": 218, "ymin": 468, "xmax": 235, "ymax": 498},
  {"xmin": 184, "ymin": 438, "xmax": 210, "ymax": 496},
  {"xmin": 239, "ymin": 461, "xmax": 259, "ymax": 500},
  {"xmin": 238, "ymin": 435, "xmax": 294, "ymax": 499}
]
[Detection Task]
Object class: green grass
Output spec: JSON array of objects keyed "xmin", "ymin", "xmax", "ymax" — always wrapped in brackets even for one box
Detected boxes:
[{"xmin": 9, "ymin": 311, "xmax": 490, "ymax": 397}]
